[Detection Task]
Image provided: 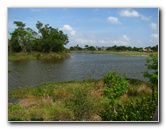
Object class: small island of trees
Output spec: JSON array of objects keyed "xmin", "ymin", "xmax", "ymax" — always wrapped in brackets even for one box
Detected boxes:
[{"xmin": 8, "ymin": 21, "xmax": 69, "ymax": 53}]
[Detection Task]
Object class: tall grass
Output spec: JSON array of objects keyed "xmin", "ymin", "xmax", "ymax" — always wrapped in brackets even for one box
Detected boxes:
[{"xmin": 8, "ymin": 52, "xmax": 70, "ymax": 61}]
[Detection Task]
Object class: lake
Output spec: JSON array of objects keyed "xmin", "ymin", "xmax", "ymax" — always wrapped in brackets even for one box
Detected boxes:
[{"xmin": 8, "ymin": 53, "xmax": 148, "ymax": 89}]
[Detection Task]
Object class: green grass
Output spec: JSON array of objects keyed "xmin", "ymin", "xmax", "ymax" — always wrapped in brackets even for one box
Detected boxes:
[
  {"xmin": 8, "ymin": 78, "xmax": 157, "ymax": 121},
  {"xmin": 71, "ymin": 50, "xmax": 157, "ymax": 56},
  {"xmin": 8, "ymin": 52, "xmax": 70, "ymax": 61}
]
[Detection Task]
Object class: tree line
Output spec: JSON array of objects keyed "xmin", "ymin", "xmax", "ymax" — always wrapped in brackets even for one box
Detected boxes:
[
  {"xmin": 8, "ymin": 21, "xmax": 69, "ymax": 53},
  {"xmin": 69, "ymin": 44, "xmax": 158, "ymax": 52}
]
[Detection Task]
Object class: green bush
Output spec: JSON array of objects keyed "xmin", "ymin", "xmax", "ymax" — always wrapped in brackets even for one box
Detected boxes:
[
  {"xmin": 100, "ymin": 94, "xmax": 158, "ymax": 121},
  {"xmin": 144, "ymin": 53, "xmax": 158, "ymax": 85},
  {"xmin": 103, "ymin": 72, "xmax": 129, "ymax": 100},
  {"xmin": 144, "ymin": 53, "xmax": 158, "ymax": 101}
]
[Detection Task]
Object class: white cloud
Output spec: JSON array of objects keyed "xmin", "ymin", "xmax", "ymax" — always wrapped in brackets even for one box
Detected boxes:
[
  {"xmin": 75, "ymin": 38, "xmax": 95, "ymax": 44},
  {"xmin": 140, "ymin": 15, "xmax": 151, "ymax": 21},
  {"xmin": 121, "ymin": 35, "xmax": 130, "ymax": 41},
  {"xmin": 119, "ymin": 9, "xmax": 150, "ymax": 21},
  {"xmin": 119, "ymin": 9, "xmax": 140, "ymax": 17},
  {"xmin": 150, "ymin": 23, "xmax": 157, "ymax": 30},
  {"xmin": 62, "ymin": 24, "xmax": 76, "ymax": 36},
  {"xmin": 112, "ymin": 35, "xmax": 130, "ymax": 46},
  {"xmin": 151, "ymin": 34, "xmax": 158, "ymax": 39},
  {"xmin": 112, "ymin": 40, "xmax": 128, "ymax": 46},
  {"xmin": 107, "ymin": 16, "xmax": 121, "ymax": 24},
  {"xmin": 99, "ymin": 40, "xmax": 106, "ymax": 44}
]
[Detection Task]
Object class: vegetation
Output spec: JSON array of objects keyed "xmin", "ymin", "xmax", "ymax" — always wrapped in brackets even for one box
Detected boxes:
[
  {"xmin": 99, "ymin": 72, "xmax": 158, "ymax": 121},
  {"xmin": 8, "ymin": 21, "xmax": 69, "ymax": 53},
  {"xmin": 144, "ymin": 52, "xmax": 158, "ymax": 101},
  {"xmin": 69, "ymin": 44, "xmax": 158, "ymax": 57},
  {"xmin": 103, "ymin": 72, "xmax": 129, "ymax": 100},
  {"xmin": 8, "ymin": 71, "xmax": 158, "ymax": 121},
  {"xmin": 71, "ymin": 50, "xmax": 157, "ymax": 57},
  {"xmin": 69, "ymin": 44, "xmax": 158, "ymax": 52},
  {"xmin": 144, "ymin": 53, "xmax": 158, "ymax": 85},
  {"xmin": 8, "ymin": 52, "xmax": 70, "ymax": 61}
]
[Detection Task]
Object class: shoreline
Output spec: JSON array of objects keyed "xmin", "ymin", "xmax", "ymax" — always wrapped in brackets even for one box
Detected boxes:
[
  {"xmin": 8, "ymin": 52, "xmax": 70, "ymax": 61},
  {"xmin": 8, "ymin": 77, "xmax": 158, "ymax": 121},
  {"xmin": 70, "ymin": 50, "xmax": 156, "ymax": 56},
  {"xmin": 8, "ymin": 51, "xmax": 156, "ymax": 61}
]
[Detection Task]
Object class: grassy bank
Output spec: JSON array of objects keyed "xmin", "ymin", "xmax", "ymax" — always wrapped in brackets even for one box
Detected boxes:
[
  {"xmin": 71, "ymin": 50, "xmax": 157, "ymax": 56},
  {"xmin": 8, "ymin": 76, "xmax": 158, "ymax": 121},
  {"xmin": 8, "ymin": 52, "xmax": 70, "ymax": 61}
]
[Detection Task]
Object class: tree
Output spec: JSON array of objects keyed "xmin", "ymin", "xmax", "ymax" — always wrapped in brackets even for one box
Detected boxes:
[
  {"xmin": 35, "ymin": 21, "xmax": 69, "ymax": 52},
  {"xmin": 88, "ymin": 46, "xmax": 96, "ymax": 51},
  {"xmin": 9, "ymin": 21, "xmax": 69, "ymax": 53},
  {"xmin": 9, "ymin": 21, "xmax": 37, "ymax": 52},
  {"xmin": 151, "ymin": 45, "xmax": 158, "ymax": 52},
  {"xmin": 85, "ymin": 45, "xmax": 89, "ymax": 49},
  {"xmin": 9, "ymin": 21, "xmax": 27, "ymax": 52}
]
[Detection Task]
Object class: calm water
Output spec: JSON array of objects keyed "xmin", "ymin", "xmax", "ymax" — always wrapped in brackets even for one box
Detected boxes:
[{"xmin": 8, "ymin": 53, "xmax": 148, "ymax": 89}]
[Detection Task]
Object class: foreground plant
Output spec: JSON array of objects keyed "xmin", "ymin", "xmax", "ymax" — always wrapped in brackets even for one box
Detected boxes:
[{"xmin": 100, "ymin": 71, "xmax": 158, "ymax": 121}]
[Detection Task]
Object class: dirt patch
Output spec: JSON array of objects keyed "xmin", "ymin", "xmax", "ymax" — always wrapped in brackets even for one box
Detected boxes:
[
  {"xmin": 19, "ymin": 96, "xmax": 40, "ymax": 108},
  {"xmin": 138, "ymin": 84, "xmax": 152, "ymax": 94}
]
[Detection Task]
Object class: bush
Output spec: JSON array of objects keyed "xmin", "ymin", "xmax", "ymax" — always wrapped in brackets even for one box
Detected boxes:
[
  {"xmin": 99, "ymin": 94, "xmax": 158, "ymax": 121},
  {"xmin": 144, "ymin": 53, "xmax": 158, "ymax": 101},
  {"xmin": 144, "ymin": 53, "xmax": 158, "ymax": 85},
  {"xmin": 103, "ymin": 72, "xmax": 129, "ymax": 100}
]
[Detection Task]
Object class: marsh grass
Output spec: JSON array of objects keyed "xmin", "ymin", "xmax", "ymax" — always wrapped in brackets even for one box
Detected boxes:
[
  {"xmin": 8, "ymin": 52, "xmax": 70, "ymax": 61},
  {"xmin": 8, "ymin": 78, "xmax": 157, "ymax": 121},
  {"xmin": 71, "ymin": 51, "xmax": 157, "ymax": 57}
]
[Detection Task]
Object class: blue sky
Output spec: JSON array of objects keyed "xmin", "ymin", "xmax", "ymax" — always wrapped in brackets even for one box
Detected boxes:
[{"xmin": 8, "ymin": 8, "xmax": 159, "ymax": 48}]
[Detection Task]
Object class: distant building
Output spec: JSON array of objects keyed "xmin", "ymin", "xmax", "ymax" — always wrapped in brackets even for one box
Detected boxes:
[{"xmin": 143, "ymin": 48, "xmax": 153, "ymax": 52}]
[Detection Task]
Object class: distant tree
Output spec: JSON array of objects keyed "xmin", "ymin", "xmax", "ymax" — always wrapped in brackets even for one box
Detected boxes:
[
  {"xmin": 85, "ymin": 45, "xmax": 89, "ymax": 48},
  {"xmin": 106, "ymin": 47, "xmax": 113, "ymax": 51},
  {"xmin": 87, "ymin": 46, "xmax": 96, "ymax": 51},
  {"xmin": 132, "ymin": 47, "xmax": 140, "ymax": 51},
  {"xmin": 115, "ymin": 46, "xmax": 127, "ymax": 51},
  {"xmin": 97, "ymin": 47, "xmax": 102, "ymax": 51},
  {"xmin": 151, "ymin": 45, "xmax": 158, "ymax": 52},
  {"xmin": 69, "ymin": 46, "xmax": 75, "ymax": 51},
  {"xmin": 106, "ymin": 45, "xmax": 117, "ymax": 51},
  {"xmin": 69, "ymin": 45, "xmax": 83, "ymax": 51},
  {"xmin": 126, "ymin": 46, "xmax": 133, "ymax": 51}
]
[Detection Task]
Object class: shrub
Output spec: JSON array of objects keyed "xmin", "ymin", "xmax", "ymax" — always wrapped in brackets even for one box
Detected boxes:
[
  {"xmin": 144, "ymin": 53, "xmax": 158, "ymax": 101},
  {"xmin": 99, "ymin": 94, "xmax": 158, "ymax": 121},
  {"xmin": 103, "ymin": 72, "xmax": 129, "ymax": 100},
  {"xmin": 144, "ymin": 53, "xmax": 158, "ymax": 85}
]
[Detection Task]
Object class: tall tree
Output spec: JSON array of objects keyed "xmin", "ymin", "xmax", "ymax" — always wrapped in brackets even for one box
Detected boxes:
[
  {"xmin": 9, "ymin": 21, "xmax": 37, "ymax": 52},
  {"xmin": 35, "ymin": 21, "xmax": 69, "ymax": 52},
  {"xmin": 9, "ymin": 21, "xmax": 69, "ymax": 53}
]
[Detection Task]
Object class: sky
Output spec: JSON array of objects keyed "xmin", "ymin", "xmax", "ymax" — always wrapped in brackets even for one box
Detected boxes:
[{"xmin": 8, "ymin": 8, "xmax": 159, "ymax": 48}]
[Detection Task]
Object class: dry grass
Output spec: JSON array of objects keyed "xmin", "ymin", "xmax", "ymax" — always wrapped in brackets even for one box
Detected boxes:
[
  {"xmin": 137, "ymin": 84, "xmax": 152, "ymax": 94},
  {"xmin": 19, "ymin": 96, "xmax": 40, "ymax": 108}
]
